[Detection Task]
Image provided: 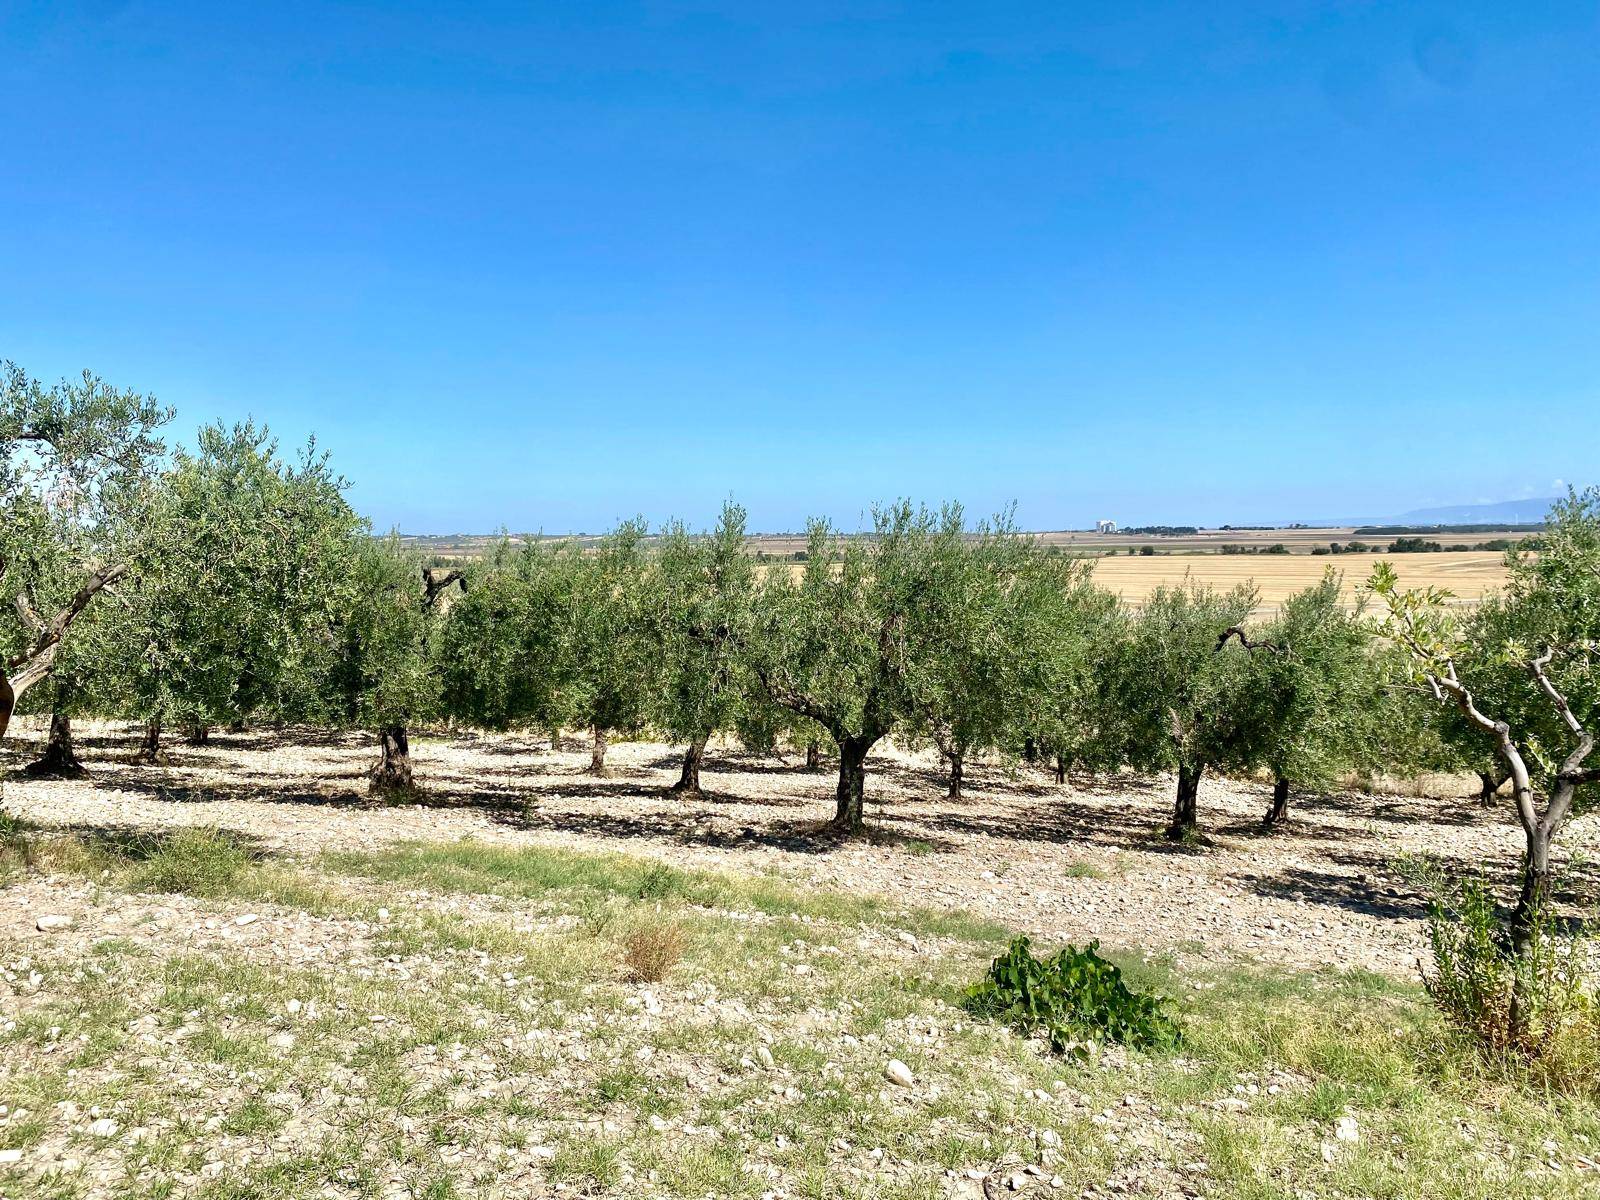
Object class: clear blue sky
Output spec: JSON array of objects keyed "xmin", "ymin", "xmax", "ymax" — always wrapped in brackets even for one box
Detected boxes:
[{"xmin": 2, "ymin": 2, "xmax": 1596, "ymax": 533}]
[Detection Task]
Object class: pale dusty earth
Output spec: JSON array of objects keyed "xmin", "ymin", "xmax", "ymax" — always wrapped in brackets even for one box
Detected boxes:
[{"xmin": 5, "ymin": 718, "xmax": 1595, "ymax": 981}]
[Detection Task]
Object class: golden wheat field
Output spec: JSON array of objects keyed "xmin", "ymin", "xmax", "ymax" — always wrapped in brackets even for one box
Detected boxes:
[{"xmin": 1090, "ymin": 550, "xmax": 1510, "ymax": 612}]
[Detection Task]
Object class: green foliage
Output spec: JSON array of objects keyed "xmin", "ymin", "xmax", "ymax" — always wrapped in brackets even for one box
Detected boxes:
[
  {"xmin": 645, "ymin": 501, "xmax": 758, "ymax": 749},
  {"xmin": 99, "ymin": 422, "xmax": 361, "ymax": 732},
  {"xmin": 899, "ymin": 509, "xmax": 1080, "ymax": 779},
  {"xmin": 1404, "ymin": 859, "xmax": 1598, "ymax": 1091},
  {"xmin": 1016, "ymin": 558, "xmax": 1125, "ymax": 776},
  {"xmin": 438, "ymin": 536, "xmax": 571, "ymax": 734},
  {"xmin": 326, "ymin": 534, "xmax": 445, "ymax": 731},
  {"xmin": 1240, "ymin": 569, "xmax": 1383, "ymax": 790},
  {"xmin": 965, "ymin": 935, "xmax": 1181, "ymax": 1056},
  {"xmin": 1373, "ymin": 489, "xmax": 1600, "ymax": 803},
  {"xmin": 1, "ymin": 361, "xmax": 171, "ymax": 721},
  {"xmin": 130, "ymin": 827, "xmax": 253, "ymax": 897},
  {"xmin": 1115, "ymin": 577, "xmax": 1259, "ymax": 777}
]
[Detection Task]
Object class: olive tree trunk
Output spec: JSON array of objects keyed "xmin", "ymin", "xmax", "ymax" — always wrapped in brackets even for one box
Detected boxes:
[
  {"xmin": 669, "ymin": 735, "xmax": 707, "ymax": 798},
  {"xmin": 371, "ymin": 724, "xmax": 414, "ymax": 792},
  {"xmin": 832, "ymin": 735, "xmax": 875, "ymax": 833},
  {"xmin": 131, "ymin": 717, "xmax": 164, "ymax": 765},
  {"xmin": 24, "ymin": 711, "xmax": 85, "ymax": 778},
  {"xmin": 1166, "ymin": 764, "xmax": 1202, "ymax": 841},
  {"xmin": 588, "ymin": 725, "xmax": 608, "ymax": 776},
  {"xmin": 1476, "ymin": 767, "xmax": 1508, "ymax": 807},
  {"xmin": 1054, "ymin": 754, "xmax": 1072, "ymax": 786},
  {"xmin": 804, "ymin": 740, "xmax": 821, "ymax": 771},
  {"xmin": 945, "ymin": 749, "xmax": 964, "ymax": 800},
  {"xmin": 0, "ymin": 671, "xmax": 12, "ymax": 745},
  {"xmin": 1263, "ymin": 776, "xmax": 1291, "ymax": 827}
]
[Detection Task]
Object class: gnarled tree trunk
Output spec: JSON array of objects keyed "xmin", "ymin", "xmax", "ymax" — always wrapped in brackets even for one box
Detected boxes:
[
  {"xmin": 131, "ymin": 717, "xmax": 164, "ymax": 765},
  {"xmin": 0, "ymin": 671, "xmax": 13, "ymax": 745},
  {"xmin": 1476, "ymin": 767, "xmax": 1508, "ymax": 807},
  {"xmin": 1054, "ymin": 754, "xmax": 1071, "ymax": 786},
  {"xmin": 589, "ymin": 725, "xmax": 608, "ymax": 776},
  {"xmin": 804, "ymin": 740, "xmax": 821, "ymax": 772},
  {"xmin": 669, "ymin": 735, "xmax": 707, "ymax": 799},
  {"xmin": 185, "ymin": 723, "xmax": 211, "ymax": 745},
  {"xmin": 371, "ymin": 724, "xmax": 414, "ymax": 792},
  {"xmin": 1263, "ymin": 776, "xmax": 1290, "ymax": 827},
  {"xmin": 1166, "ymin": 764, "xmax": 1202, "ymax": 840},
  {"xmin": 548, "ymin": 725, "xmax": 562, "ymax": 753},
  {"xmin": 832, "ymin": 735, "xmax": 873, "ymax": 832},
  {"xmin": 945, "ymin": 748, "xmax": 964, "ymax": 800},
  {"xmin": 24, "ymin": 711, "xmax": 85, "ymax": 778}
]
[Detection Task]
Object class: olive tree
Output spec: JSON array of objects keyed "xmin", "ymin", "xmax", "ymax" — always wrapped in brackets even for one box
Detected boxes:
[
  {"xmin": 1, "ymin": 362, "xmax": 170, "ymax": 748},
  {"xmin": 646, "ymin": 501, "xmax": 757, "ymax": 798},
  {"xmin": 1220, "ymin": 570, "xmax": 1379, "ymax": 826},
  {"xmin": 1014, "ymin": 557, "xmax": 1125, "ymax": 787},
  {"xmin": 327, "ymin": 535, "xmax": 463, "ymax": 791},
  {"xmin": 1115, "ymin": 578, "xmax": 1260, "ymax": 840},
  {"xmin": 103, "ymin": 423, "xmax": 359, "ymax": 762},
  {"xmin": 1371, "ymin": 489, "xmax": 1600, "ymax": 948},
  {"xmin": 751, "ymin": 502, "xmax": 952, "ymax": 832},
  {"xmin": 562, "ymin": 521, "xmax": 653, "ymax": 775}
]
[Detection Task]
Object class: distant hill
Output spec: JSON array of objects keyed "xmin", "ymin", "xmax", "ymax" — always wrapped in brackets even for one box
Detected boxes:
[{"xmin": 1391, "ymin": 498, "xmax": 1557, "ymax": 526}]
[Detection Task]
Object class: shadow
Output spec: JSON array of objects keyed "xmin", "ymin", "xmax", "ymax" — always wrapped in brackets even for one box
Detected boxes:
[{"xmin": 490, "ymin": 802, "xmax": 959, "ymax": 856}]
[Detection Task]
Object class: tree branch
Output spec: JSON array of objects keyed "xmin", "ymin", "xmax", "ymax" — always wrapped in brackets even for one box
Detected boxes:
[{"xmin": 1216, "ymin": 626, "xmax": 1283, "ymax": 654}]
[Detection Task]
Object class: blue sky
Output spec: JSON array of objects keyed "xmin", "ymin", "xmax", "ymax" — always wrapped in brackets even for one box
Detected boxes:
[{"xmin": 2, "ymin": 2, "xmax": 1596, "ymax": 533}]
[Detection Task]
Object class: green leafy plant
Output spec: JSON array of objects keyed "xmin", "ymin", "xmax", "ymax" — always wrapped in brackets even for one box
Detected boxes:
[
  {"xmin": 1404, "ymin": 857, "xmax": 1598, "ymax": 1090},
  {"xmin": 964, "ymin": 935, "xmax": 1181, "ymax": 1056}
]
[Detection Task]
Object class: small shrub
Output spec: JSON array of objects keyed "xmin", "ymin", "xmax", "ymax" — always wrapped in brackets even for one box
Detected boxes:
[
  {"xmin": 131, "ymin": 827, "xmax": 252, "ymax": 897},
  {"xmin": 965, "ymin": 935, "xmax": 1180, "ymax": 1057},
  {"xmin": 622, "ymin": 918, "xmax": 686, "ymax": 983},
  {"xmin": 1408, "ymin": 861, "xmax": 1598, "ymax": 1089}
]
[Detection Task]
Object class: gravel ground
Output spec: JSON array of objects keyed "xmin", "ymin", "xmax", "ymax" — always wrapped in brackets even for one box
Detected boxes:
[{"xmin": 4, "ymin": 718, "xmax": 1596, "ymax": 980}]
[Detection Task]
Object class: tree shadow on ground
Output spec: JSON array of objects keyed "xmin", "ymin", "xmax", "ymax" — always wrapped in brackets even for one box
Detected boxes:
[
  {"xmin": 34, "ymin": 820, "xmax": 277, "ymax": 863},
  {"xmin": 488, "ymin": 802, "xmax": 959, "ymax": 855}
]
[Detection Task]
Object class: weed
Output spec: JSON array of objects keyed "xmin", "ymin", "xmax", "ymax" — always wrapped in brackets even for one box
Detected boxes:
[{"xmin": 622, "ymin": 918, "xmax": 686, "ymax": 983}]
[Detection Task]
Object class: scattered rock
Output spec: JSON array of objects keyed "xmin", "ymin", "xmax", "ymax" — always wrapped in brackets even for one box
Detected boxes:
[
  {"xmin": 35, "ymin": 914, "xmax": 72, "ymax": 932},
  {"xmin": 1335, "ymin": 1115, "xmax": 1360, "ymax": 1143},
  {"xmin": 884, "ymin": 1059, "xmax": 914, "ymax": 1088},
  {"xmin": 87, "ymin": 1117, "xmax": 119, "ymax": 1137}
]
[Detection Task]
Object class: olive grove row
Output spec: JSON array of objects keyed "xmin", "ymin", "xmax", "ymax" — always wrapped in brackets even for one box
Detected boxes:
[{"xmin": 3, "ymin": 363, "xmax": 1597, "ymax": 949}]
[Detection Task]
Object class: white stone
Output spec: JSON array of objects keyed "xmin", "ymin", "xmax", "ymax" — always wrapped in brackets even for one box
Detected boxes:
[
  {"xmin": 883, "ymin": 1059, "xmax": 914, "ymax": 1088},
  {"xmin": 87, "ymin": 1118, "xmax": 119, "ymax": 1137},
  {"xmin": 756, "ymin": 1045, "xmax": 775, "ymax": 1070},
  {"xmin": 35, "ymin": 915, "xmax": 72, "ymax": 932},
  {"xmin": 1335, "ymin": 1115, "xmax": 1360, "ymax": 1143},
  {"xmin": 0, "ymin": 1148, "xmax": 23, "ymax": 1164},
  {"xmin": 234, "ymin": 913, "xmax": 259, "ymax": 926}
]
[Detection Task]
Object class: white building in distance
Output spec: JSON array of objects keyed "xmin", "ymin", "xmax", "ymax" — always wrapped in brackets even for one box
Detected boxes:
[{"xmin": 1095, "ymin": 519, "xmax": 1117, "ymax": 534}]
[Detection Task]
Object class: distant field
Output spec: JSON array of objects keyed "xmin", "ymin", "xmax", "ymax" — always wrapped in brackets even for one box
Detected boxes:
[
  {"xmin": 403, "ymin": 530, "xmax": 1516, "ymax": 612},
  {"xmin": 1091, "ymin": 550, "xmax": 1509, "ymax": 611}
]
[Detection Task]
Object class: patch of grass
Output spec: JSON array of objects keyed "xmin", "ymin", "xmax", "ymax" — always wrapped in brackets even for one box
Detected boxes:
[
  {"xmin": 327, "ymin": 841, "xmax": 1009, "ymax": 943},
  {"xmin": 128, "ymin": 827, "xmax": 252, "ymax": 897}
]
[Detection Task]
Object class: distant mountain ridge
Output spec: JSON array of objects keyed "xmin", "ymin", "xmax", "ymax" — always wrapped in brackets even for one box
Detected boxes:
[
  {"xmin": 1303, "ymin": 497, "xmax": 1558, "ymax": 528},
  {"xmin": 1389, "ymin": 498, "xmax": 1558, "ymax": 526}
]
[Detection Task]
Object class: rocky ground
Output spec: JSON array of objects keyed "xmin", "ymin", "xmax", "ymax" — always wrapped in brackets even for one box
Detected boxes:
[
  {"xmin": 4, "ymin": 718, "xmax": 1594, "ymax": 981},
  {"xmin": 3, "ymin": 720, "xmax": 1598, "ymax": 1199}
]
